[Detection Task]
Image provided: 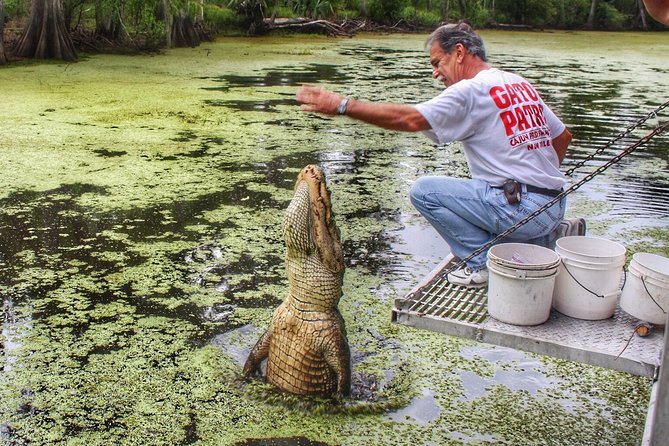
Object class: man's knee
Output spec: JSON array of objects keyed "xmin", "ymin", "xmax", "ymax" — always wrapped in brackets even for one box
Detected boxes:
[
  {"xmin": 409, "ymin": 177, "xmax": 429, "ymax": 207},
  {"xmin": 410, "ymin": 177, "xmax": 446, "ymax": 213}
]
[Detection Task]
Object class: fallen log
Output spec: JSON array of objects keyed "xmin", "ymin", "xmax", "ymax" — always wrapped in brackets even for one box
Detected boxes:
[{"xmin": 263, "ymin": 18, "xmax": 367, "ymax": 36}]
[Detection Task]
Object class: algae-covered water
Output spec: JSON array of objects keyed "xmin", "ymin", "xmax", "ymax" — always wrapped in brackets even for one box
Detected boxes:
[{"xmin": 1, "ymin": 31, "xmax": 668, "ymax": 445}]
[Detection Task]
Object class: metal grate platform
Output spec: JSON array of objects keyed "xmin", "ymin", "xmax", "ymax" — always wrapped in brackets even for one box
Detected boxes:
[{"xmin": 392, "ymin": 257, "xmax": 665, "ymax": 378}]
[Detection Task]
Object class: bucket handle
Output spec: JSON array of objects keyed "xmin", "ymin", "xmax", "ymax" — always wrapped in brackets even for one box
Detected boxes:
[
  {"xmin": 640, "ymin": 274, "xmax": 667, "ymax": 315},
  {"xmin": 560, "ymin": 258, "xmax": 622, "ymax": 299}
]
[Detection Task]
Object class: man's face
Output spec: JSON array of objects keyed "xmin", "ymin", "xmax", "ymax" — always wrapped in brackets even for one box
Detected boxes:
[{"xmin": 429, "ymin": 42, "xmax": 457, "ymax": 87}]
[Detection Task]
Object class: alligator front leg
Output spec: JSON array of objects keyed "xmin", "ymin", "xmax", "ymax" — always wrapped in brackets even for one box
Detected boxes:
[
  {"xmin": 243, "ymin": 330, "xmax": 271, "ymax": 377},
  {"xmin": 323, "ymin": 332, "xmax": 351, "ymax": 397}
]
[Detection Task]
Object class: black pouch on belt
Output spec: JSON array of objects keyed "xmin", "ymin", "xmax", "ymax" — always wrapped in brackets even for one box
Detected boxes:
[{"xmin": 502, "ymin": 179, "xmax": 521, "ymax": 205}]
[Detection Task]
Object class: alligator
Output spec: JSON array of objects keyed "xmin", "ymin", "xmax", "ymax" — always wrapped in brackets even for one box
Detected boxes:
[{"xmin": 243, "ymin": 165, "xmax": 350, "ymax": 397}]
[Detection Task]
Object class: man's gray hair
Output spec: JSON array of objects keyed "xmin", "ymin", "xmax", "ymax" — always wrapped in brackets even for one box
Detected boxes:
[{"xmin": 426, "ymin": 21, "xmax": 487, "ymax": 61}]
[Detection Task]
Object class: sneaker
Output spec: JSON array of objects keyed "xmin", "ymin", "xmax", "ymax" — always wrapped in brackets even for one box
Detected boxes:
[
  {"xmin": 448, "ymin": 266, "xmax": 489, "ymax": 287},
  {"xmin": 556, "ymin": 217, "xmax": 586, "ymax": 239}
]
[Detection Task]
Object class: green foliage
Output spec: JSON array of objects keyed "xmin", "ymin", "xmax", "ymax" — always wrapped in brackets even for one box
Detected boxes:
[
  {"xmin": 287, "ymin": 0, "xmax": 335, "ymax": 18},
  {"xmin": 397, "ymin": 6, "xmax": 440, "ymax": 27},
  {"xmin": 596, "ymin": 1, "xmax": 626, "ymax": 29},
  {"xmin": 553, "ymin": 0, "xmax": 591, "ymax": 28},
  {"xmin": 495, "ymin": 0, "xmax": 557, "ymax": 25},
  {"xmin": 272, "ymin": 5, "xmax": 300, "ymax": 18},
  {"xmin": 367, "ymin": 0, "xmax": 404, "ymax": 23},
  {"xmin": 4, "ymin": 0, "xmax": 27, "ymax": 18},
  {"xmin": 610, "ymin": 0, "xmax": 638, "ymax": 16},
  {"xmin": 466, "ymin": 0, "xmax": 494, "ymax": 27},
  {"xmin": 336, "ymin": 8, "xmax": 360, "ymax": 19},
  {"xmin": 0, "ymin": 0, "xmax": 657, "ymax": 51},
  {"xmin": 343, "ymin": 0, "xmax": 362, "ymax": 13},
  {"xmin": 204, "ymin": 4, "xmax": 246, "ymax": 31}
]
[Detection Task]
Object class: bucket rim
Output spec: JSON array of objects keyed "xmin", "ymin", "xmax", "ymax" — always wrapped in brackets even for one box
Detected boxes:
[
  {"xmin": 629, "ymin": 264, "xmax": 669, "ymax": 287},
  {"xmin": 489, "ymin": 257, "xmax": 560, "ymax": 270},
  {"xmin": 488, "ymin": 242, "xmax": 561, "ymax": 269},
  {"xmin": 559, "ymin": 255, "xmax": 626, "ymax": 270},
  {"xmin": 555, "ymin": 236, "xmax": 626, "ymax": 259},
  {"xmin": 489, "ymin": 268, "xmax": 559, "ymax": 280},
  {"xmin": 631, "ymin": 252, "xmax": 669, "ymax": 277}
]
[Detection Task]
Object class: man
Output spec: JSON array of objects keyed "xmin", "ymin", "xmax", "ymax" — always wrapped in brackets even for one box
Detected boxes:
[{"xmin": 296, "ymin": 22, "xmax": 582, "ymax": 287}]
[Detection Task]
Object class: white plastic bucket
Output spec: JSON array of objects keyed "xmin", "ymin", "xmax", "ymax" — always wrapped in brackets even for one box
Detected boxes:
[
  {"xmin": 620, "ymin": 253, "xmax": 669, "ymax": 325},
  {"xmin": 552, "ymin": 236, "xmax": 626, "ymax": 320},
  {"xmin": 487, "ymin": 243, "xmax": 560, "ymax": 326}
]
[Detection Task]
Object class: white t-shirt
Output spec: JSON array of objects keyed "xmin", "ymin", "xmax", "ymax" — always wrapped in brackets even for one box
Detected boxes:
[{"xmin": 415, "ymin": 68, "xmax": 567, "ymax": 190}]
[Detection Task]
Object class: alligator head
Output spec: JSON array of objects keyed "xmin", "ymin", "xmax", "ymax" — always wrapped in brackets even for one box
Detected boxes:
[{"xmin": 284, "ymin": 164, "xmax": 344, "ymax": 276}]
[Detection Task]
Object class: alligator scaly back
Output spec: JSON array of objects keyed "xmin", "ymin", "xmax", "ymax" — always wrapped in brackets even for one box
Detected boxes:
[{"xmin": 243, "ymin": 165, "xmax": 350, "ymax": 397}]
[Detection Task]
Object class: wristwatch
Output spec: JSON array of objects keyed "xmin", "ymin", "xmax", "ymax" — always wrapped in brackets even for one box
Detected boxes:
[{"xmin": 337, "ymin": 97, "xmax": 349, "ymax": 115}]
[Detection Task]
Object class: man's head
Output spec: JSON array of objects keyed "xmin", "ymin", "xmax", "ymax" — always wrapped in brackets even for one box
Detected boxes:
[
  {"xmin": 427, "ymin": 22, "xmax": 488, "ymax": 86},
  {"xmin": 426, "ymin": 22, "xmax": 487, "ymax": 61}
]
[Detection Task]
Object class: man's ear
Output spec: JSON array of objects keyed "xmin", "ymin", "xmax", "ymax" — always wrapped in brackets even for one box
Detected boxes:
[{"xmin": 455, "ymin": 43, "xmax": 466, "ymax": 62}]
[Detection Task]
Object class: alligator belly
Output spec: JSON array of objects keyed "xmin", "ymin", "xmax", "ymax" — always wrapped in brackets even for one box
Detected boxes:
[{"xmin": 265, "ymin": 326, "xmax": 338, "ymax": 396}]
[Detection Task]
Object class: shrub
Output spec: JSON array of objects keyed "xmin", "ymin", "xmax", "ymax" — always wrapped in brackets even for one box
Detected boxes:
[
  {"xmin": 397, "ymin": 7, "xmax": 440, "ymax": 27},
  {"xmin": 366, "ymin": 0, "xmax": 404, "ymax": 23},
  {"xmin": 596, "ymin": 1, "xmax": 626, "ymax": 29},
  {"xmin": 204, "ymin": 4, "xmax": 245, "ymax": 32},
  {"xmin": 272, "ymin": 5, "xmax": 299, "ymax": 18},
  {"xmin": 553, "ymin": 0, "xmax": 590, "ymax": 28},
  {"xmin": 336, "ymin": 8, "xmax": 361, "ymax": 19}
]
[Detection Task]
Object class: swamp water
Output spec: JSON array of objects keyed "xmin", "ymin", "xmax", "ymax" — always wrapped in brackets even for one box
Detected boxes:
[{"xmin": 1, "ymin": 31, "xmax": 668, "ymax": 445}]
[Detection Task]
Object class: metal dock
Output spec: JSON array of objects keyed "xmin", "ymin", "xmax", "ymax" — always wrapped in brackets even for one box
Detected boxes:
[
  {"xmin": 391, "ymin": 257, "xmax": 664, "ymax": 378},
  {"xmin": 392, "ymin": 257, "xmax": 669, "ymax": 444}
]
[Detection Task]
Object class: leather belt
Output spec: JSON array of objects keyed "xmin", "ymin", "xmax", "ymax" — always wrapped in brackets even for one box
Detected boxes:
[{"xmin": 525, "ymin": 184, "xmax": 562, "ymax": 197}]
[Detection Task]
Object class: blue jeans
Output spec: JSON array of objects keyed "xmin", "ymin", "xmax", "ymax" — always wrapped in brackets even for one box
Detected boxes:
[{"xmin": 409, "ymin": 177, "xmax": 566, "ymax": 270}]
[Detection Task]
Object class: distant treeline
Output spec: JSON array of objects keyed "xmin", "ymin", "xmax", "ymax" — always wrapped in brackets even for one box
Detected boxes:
[{"xmin": 0, "ymin": 0, "xmax": 666, "ymax": 63}]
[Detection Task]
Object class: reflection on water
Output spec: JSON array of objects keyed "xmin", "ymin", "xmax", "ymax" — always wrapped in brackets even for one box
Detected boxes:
[
  {"xmin": 458, "ymin": 345, "xmax": 559, "ymax": 400},
  {"xmin": 387, "ymin": 388, "xmax": 441, "ymax": 424},
  {"xmin": 1, "ymin": 294, "xmax": 32, "ymax": 373}
]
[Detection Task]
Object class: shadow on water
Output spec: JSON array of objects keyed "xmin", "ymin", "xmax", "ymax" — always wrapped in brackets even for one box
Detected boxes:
[
  {"xmin": 202, "ymin": 64, "xmax": 350, "ymax": 90},
  {"xmin": 93, "ymin": 148, "xmax": 128, "ymax": 157},
  {"xmin": 338, "ymin": 45, "xmax": 430, "ymax": 82},
  {"xmin": 204, "ymin": 97, "xmax": 296, "ymax": 113},
  {"xmin": 0, "ymin": 177, "xmax": 285, "ymax": 323}
]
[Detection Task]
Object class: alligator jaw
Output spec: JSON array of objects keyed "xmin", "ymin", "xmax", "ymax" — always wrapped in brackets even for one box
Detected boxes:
[{"xmin": 289, "ymin": 165, "xmax": 344, "ymax": 274}]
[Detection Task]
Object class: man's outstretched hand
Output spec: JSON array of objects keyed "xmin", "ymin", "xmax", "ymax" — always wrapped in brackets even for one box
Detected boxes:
[{"xmin": 296, "ymin": 85, "xmax": 344, "ymax": 116}]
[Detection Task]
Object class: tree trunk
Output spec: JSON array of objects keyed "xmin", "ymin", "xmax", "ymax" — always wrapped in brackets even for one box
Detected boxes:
[
  {"xmin": 637, "ymin": 0, "xmax": 648, "ymax": 29},
  {"xmin": 160, "ymin": 0, "xmax": 172, "ymax": 48},
  {"xmin": 171, "ymin": 11, "xmax": 200, "ymax": 47},
  {"xmin": 238, "ymin": 0, "xmax": 267, "ymax": 35},
  {"xmin": 0, "ymin": 0, "xmax": 7, "ymax": 64},
  {"xmin": 585, "ymin": 0, "xmax": 597, "ymax": 29},
  {"xmin": 95, "ymin": 0, "xmax": 121, "ymax": 39},
  {"xmin": 441, "ymin": 0, "xmax": 449, "ymax": 21},
  {"xmin": 197, "ymin": 0, "xmax": 204, "ymax": 24},
  {"xmin": 457, "ymin": 0, "xmax": 466, "ymax": 17},
  {"xmin": 14, "ymin": 0, "xmax": 77, "ymax": 61}
]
